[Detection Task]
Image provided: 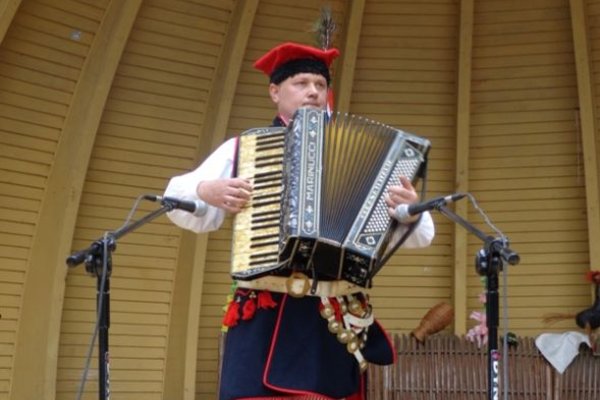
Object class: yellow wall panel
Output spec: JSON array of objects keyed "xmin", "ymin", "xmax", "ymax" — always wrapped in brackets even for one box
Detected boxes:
[
  {"xmin": 56, "ymin": 0, "xmax": 234, "ymax": 399},
  {"xmin": 351, "ymin": 0, "xmax": 458, "ymax": 333},
  {"xmin": 469, "ymin": 0, "xmax": 588, "ymax": 338},
  {"xmin": 0, "ymin": 0, "xmax": 103, "ymax": 396},
  {"xmin": 0, "ymin": 0, "xmax": 599, "ymax": 399}
]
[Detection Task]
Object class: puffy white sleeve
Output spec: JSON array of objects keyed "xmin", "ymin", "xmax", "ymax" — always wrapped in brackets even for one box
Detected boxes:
[
  {"xmin": 399, "ymin": 211, "xmax": 435, "ymax": 248},
  {"xmin": 164, "ymin": 138, "xmax": 237, "ymax": 233}
]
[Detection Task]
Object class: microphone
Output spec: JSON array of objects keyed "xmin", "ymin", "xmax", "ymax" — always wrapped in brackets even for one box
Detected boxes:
[
  {"xmin": 145, "ymin": 195, "xmax": 207, "ymax": 217},
  {"xmin": 394, "ymin": 193, "xmax": 466, "ymax": 223}
]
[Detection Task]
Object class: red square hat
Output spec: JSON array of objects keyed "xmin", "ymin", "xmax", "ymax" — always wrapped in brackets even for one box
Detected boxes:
[{"xmin": 254, "ymin": 42, "xmax": 340, "ymax": 84}]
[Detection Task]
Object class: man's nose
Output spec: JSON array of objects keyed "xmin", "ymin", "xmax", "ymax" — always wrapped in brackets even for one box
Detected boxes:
[{"xmin": 307, "ymin": 83, "xmax": 319, "ymax": 95}]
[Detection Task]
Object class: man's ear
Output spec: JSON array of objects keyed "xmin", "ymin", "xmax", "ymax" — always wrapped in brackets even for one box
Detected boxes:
[{"xmin": 269, "ymin": 83, "xmax": 280, "ymax": 104}]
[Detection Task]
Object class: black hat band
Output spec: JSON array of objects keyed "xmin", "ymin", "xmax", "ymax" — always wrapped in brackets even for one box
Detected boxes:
[{"xmin": 270, "ymin": 58, "xmax": 331, "ymax": 85}]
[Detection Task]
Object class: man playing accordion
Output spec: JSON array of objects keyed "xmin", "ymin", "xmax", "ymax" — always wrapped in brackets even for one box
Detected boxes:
[{"xmin": 164, "ymin": 42, "xmax": 435, "ymax": 400}]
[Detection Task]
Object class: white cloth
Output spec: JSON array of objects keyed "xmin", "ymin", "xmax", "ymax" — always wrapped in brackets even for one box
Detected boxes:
[
  {"xmin": 164, "ymin": 138, "xmax": 237, "ymax": 233},
  {"xmin": 535, "ymin": 331, "xmax": 591, "ymax": 374},
  {"xmin": 164, "ymin": 136, "xmax": 435, "ymax": 248}
]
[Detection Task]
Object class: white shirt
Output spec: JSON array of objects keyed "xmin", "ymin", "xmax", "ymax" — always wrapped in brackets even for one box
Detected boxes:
[{"xmin": 164, "ymin": 137, "xmax": 435, "ymax": 248}]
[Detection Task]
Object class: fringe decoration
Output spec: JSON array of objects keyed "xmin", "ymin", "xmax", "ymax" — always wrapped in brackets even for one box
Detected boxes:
[
  {"xmin": 257, "ymin": 291, "xmax": 278, "ymax": 309},
  {"xmin": 242, "ymin": 294, "xmax": 257, "ymax": 320},
  {"xmin": 223, "ymin": 290, "xmax": 278, "ymax": 328},
  {"xmin": 220, "ymin": 283, "xmax": 237, "ymax": 332},
  {"xmin": 223, "ymin": 300, "xmax": 241, "ymax": 327}
]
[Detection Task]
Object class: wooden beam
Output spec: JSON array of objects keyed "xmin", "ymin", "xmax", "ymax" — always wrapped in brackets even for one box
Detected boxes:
[
  {"xmin": 162, "ymin": 1, "xmax": 259, "ymax": 399},
  {"xmin": 9, "ymin": 1, "xmax": 142, "ymax": 399},
  {"xmin": 164, "ymin": 231, "xmax": 210, "ymax": 400},
  {"xmin": 570, "ymin": 0, "xmax": 600, "ymax": 290},
  {"xmin": 453, "ymin": 0, "xmax": 474, "ymax": 335},
  {"xmin": 202, "ymin": 0, "xmax": 260, "ymax": 151},
  {"xmin": 0, "ymin": 0, "xmax": 20, "ymax": 44},
  {"xmin": 334, "ymin": 0, "xmax": 365, "ymax": 113}
]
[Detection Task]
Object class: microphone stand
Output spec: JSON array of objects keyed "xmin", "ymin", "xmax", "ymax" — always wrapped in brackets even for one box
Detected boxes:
[
  {"xmin": 436, "ymin": 204, "xmax": 520, "ymax": 400},
  {"xmin": 66, "ymin": 204, "xmax": 173, "ymax": 400}
]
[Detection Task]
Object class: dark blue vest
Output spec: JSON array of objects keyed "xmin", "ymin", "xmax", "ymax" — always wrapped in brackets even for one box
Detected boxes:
[{"xmin": 219, "ymin": 291, "xmax": 394, "ymax": 399}]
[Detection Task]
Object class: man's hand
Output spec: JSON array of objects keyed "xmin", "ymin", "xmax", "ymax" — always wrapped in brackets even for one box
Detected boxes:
[
  {"xmin": 385, "ymin": 176, "xmax": 420, "ymax": 224},
  {"xmin": 197, "ymin": 178, "xmax": 252, "ymax": 214}
]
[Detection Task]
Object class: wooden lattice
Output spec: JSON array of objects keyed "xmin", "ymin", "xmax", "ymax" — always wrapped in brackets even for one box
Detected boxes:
[{"xmin": 366, "ymin": 334, "xmax": 600, "ymax": 400}]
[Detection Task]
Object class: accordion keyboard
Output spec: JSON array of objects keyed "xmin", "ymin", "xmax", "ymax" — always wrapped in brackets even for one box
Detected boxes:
[{"xmin": 231, "ymin": 128, "xmax": 286, "ymax": 279}]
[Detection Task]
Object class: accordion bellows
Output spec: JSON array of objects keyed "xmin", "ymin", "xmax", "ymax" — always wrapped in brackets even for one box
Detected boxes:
[{"xmin": 232, "ymin": 108, "xmax": 430, "ymax": 287}]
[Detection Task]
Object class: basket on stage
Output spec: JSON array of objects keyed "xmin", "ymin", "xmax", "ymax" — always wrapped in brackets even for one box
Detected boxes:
[{"xmin": 232, "ymin": 108, "xmax": 430, "ymax": 288}]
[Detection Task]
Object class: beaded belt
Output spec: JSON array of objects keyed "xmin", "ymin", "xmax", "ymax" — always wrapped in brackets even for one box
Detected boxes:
[{"xmin": 235, "ymin": 272, "xmax": 363, "ymax": 298}]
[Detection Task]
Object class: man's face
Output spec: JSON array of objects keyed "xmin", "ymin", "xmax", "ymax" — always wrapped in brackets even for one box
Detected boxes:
[{"xmin": 269, "ymin": 73, "xmax": 328, "ymax": 122}]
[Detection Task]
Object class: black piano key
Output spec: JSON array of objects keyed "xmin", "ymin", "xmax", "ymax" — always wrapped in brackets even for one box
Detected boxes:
[
  {"xmin": 249, "ymin": 258, "xmax": 279, "ymax": 267},
  {"xmin": 250, "ymin": 251, "xmax": 279, "ymax": 260},
  {"xmin": 254, "ymin": 170, "xmax": 282, "ymax": 180},
  {"xmin": 252, "ymin": 210, "xmax": 280, "ymax": 218},
  {"xmin": 250, "ymin": 223, "xmax": 279, "ymax": 231},
  {"xmin": 250, "ymin": 236, "xmax": 278, "ymax": 244},
  {"xmin": 254, "ymin": 182, "xmax": 281, "ymax": 191},
  {"xmin": 255, "ymin": 151, "xmax": 282, "ymax": 159},
  {"xmin": 256, "ymin": 160, "xmax": 283, "ymax": 169},
  {"xmin": 254, "ymin": 176, "xmax": 281, "ymax": 184},
  {"xmin": 251, "ymin": 233, "xmax": 279, "ymax": 241},
  {"xmin": 251, "ymin": 224, "xmax": 278, "ymax": 232},
  {"xmin": 256, "ymin": 133, "xmax": 284, "ymax": 141},
  {"xmin": 256, "ymin": 135, "xmax": 284, "ymax": 146},
  {"xmin": 252, "ymin": 224, "xmax": 279, "ymax": 232},
  {"xmin": 250, "ymin": 240, "xmax": 280, "ymax": 249},
  {"xmin": 254, "ymin": 152, "xmax": 283, "ymax": 162},
  {"xmin": 252, "ymin": 216, "xmax": 280, "ymax": 225},
  {"xmin": 252, "ymin": 200, "xmax": 281, "ymax": 208},
  {"xmin": 256, "ymin": 146, "xmax": 282, "ymax": 153},
  {"xmin": 253, "ymin": 192, "xmax": 280, "ymax": 201},
  {"xmin": 252, "ymin": 214, "xmax": 279, "ymax": 223}
]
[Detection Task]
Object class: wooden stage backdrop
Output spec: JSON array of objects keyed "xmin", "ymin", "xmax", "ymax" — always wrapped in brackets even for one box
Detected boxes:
[{"xmin": 0, "ymin": 0, "xmax": 599, "ymax": 399}]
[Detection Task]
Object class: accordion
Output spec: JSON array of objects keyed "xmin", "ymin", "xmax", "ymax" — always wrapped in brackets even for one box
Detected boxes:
[{"xmin": 231, "ymin": 108, "xmax": 430, "ymax": 287}]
